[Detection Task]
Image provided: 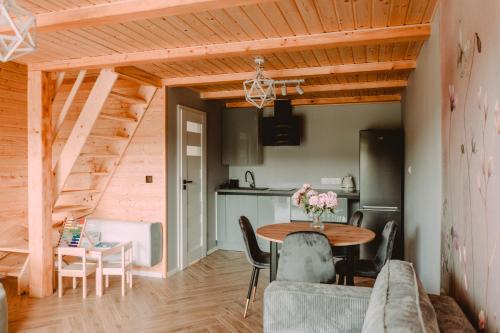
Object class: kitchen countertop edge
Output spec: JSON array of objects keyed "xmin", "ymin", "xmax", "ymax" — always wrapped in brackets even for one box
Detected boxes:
[{"xmin": 216, "ymin": 188, "xmax": 360, "ymax": 199}]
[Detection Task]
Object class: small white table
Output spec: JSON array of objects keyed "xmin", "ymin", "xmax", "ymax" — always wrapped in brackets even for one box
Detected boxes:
[{"xmin": 86, "ymin": 241, "xmax": 132, "ymax": 296}]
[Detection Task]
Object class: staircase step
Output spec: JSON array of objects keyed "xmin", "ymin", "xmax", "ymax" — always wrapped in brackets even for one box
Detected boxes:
[
  {"xmin": 109, "ymin": 91, "xmax": 147, "ymax": 105},
  {"xmin": 71, "ymin": 171, "xmax": 109, "ymax": 176},
  {"xmin": 53, "ymin": 205, "xmax": 91, "ymax": 214},
  {"xmin": 0, "ymin": 247, "xmax": 29, "ymax": 254},
  {"xmin": 79, "ymin": 153, "xmax": 120, "ymax": 159},
  {"xmin": 89, "ymin": 134, "xmax": 129, "ymax": 142},
  {"xmin": 61, "ymin": 189, "xmax": 100, "ymax": 194},
  {"xmin": 100, "ymin": 113, "xmax": 137, "ymax": 123}
]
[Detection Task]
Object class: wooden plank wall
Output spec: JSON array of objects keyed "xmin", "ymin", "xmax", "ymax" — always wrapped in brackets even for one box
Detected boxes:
[
  {"xmin": 0, "ymin": 62, "xmax": 28, "ymax": 249},
  {"xmin": 91, "ymin": 89, "xmax": 167, "ymax": 277}
]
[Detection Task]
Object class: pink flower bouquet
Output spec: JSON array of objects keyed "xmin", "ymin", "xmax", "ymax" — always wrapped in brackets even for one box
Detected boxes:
[{"xmin": 292, "ymin": 184, "xmax": 338, "ymax": 218}]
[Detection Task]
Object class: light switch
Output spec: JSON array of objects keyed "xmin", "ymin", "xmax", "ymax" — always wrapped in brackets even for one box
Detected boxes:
[{"xmin": 146, "ymin": 175, "xmax": 153, "ymax": 183}]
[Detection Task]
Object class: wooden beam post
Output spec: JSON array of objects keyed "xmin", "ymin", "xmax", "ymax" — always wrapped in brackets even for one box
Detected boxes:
[
  {"xmin": 0, "ymin": 0, "xmax": 274, "ymax": 34},
  {"xmin": 27, "ymin": 70, "xmax": 54, "ymax": 298},
  {"xmin": 201, "ymin": 80, "xmax": 408, "ymax": 100},
  {"xmin": 225, "ymin": 94, "xmax": 402, "ymax": 108},
  {"xmin": 29, "ymin": 24, "xmax": 431, "ymax": 71},
  {"xmin": 162, "ymin": 61, "xmax": 417, "ymax": 87}
]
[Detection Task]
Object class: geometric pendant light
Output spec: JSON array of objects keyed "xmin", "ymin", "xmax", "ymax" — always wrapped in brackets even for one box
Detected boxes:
[
  {"xmin": 243, "ymin": 56, "xmax": 276, "ymax": 109},
  {"xmin": 243, "ymin": 56, "xmax": 305, "ymax": 109},
  {"xmin": 0, "ymin": 0, "xmax": 36, "ymax": 62}
]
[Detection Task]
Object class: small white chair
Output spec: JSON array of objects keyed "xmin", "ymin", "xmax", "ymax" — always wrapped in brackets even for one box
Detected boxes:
[
  {"xmin": 57, "ymin": 247, "xmax": 96, "ymax": 298},
  {"xmin": 102, "ymin": 242, "xmax": 133, "ymax": 296}
]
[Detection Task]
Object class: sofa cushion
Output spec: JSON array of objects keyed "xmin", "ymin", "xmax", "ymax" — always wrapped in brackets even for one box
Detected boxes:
[
  {"xmin": 361, "ymin": 260, "xmax": 439, "ymax": 333},
  {"xmin": 428, "ymin": 294, "xmax": 475, "ymax": 332}
]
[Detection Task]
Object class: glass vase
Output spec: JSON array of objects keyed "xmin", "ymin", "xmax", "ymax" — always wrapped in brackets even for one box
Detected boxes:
[{"xmin": 311, "ymin": 214, "xmax": 325, "ymax": 231}]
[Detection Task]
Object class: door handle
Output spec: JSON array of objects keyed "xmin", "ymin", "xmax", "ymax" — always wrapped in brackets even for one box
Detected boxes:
[
  {"xmin": 183, "ymin": 179, "xmax": 193, "ymax": 190},
  {"xmin": 361, "ymin": 205, "xmax": 399, "ymax": 212}
]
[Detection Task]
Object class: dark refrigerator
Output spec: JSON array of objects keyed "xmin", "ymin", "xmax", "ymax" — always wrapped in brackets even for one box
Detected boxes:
[{"xmin": 359, "ymin": 130, "xmax": 404, "ymax": 260}]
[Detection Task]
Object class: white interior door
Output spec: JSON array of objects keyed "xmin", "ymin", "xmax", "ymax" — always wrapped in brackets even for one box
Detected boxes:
[{"xmin": 178, "ymin": 105, "xmax": 207, "ymax": 269}]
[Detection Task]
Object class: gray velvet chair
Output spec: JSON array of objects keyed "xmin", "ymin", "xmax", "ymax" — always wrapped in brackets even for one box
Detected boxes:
[
  {"xmin": 336, "ymin": 220, "xmax": 397, "ymax": 285},
  {"xmin": 332, "ymin": 211, "xmax": 364, "ymax": 259},
  {"xmin": 348, "ymin": 211, "xmax": 364, "ymax": 228},
  {"xmin": 239, "ymin": 216, "xmax": 270, "ymax": 318},
  {"xmin": 277, "ymin": 231, "xmax": 336, "ymax": 284}
]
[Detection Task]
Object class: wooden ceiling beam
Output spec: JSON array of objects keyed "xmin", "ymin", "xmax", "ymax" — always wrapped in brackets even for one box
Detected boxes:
[
  {"xmin": 162, "ymin": 60, "xmax": 416, "ymax": 87},
  {"xmin": 226, "ymin": 95, "xmax": 402, "ymax": 108},
  {"xmin": 201, "ymin": 80, "xmax": 408, "ymax": 100},
  {"xmin": 1, "ymin": 0, "xmax": 274, "ymax": 34},
  {"xmin": 29, "ymin": 24, "xmax": 430, "ymax": 71}
]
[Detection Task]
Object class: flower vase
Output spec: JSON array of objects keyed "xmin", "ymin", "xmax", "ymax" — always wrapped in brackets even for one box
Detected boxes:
[{"xmin": 311, "ymin": 214, "xmax": 324, "ymax": 231}]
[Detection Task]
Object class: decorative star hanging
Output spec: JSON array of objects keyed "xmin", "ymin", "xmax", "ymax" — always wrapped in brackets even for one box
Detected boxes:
[{"xmin": 0, "ymin": 0, "xmax": 36, "ymax": 62}]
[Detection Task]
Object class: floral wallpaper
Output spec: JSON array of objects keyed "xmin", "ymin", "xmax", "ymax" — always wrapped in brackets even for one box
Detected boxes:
[{"xmin": 441, "ymin": 0, "xmax": 500, "ymax": 331}]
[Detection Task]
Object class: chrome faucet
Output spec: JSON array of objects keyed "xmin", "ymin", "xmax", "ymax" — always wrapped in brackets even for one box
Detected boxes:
[{"xmin": 244, "ymin": 170, "xmax": 255, "ymax": 189}]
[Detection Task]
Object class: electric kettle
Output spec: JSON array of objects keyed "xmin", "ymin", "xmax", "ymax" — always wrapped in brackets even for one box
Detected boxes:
[{"xmin": 341, "ymin": 176, "xmax": 355, "ymax": 190}]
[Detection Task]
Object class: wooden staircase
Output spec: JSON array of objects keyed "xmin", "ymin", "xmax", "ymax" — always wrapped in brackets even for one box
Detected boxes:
[
  {"xmin": 52, "ymin": 68, "xmax": 159, "ymax": 223},
  {"xmin": 0, "ymin": 67, "xmax": 159, "ymax": 294}
]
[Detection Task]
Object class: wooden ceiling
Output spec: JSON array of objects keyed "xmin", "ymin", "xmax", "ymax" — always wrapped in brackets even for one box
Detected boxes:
[{"xmin": 15, "ymin": 0, "xmax": 438, "ymax": 107}]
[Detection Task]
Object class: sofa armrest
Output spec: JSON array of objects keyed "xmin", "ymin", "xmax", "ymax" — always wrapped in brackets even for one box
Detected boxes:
[
  {"xmin": 264, "ymin": 281, "xmax": 372, "ymax": 333},
  {"xmin": 0, "ymin": 283, "xmax": 7, "ymax": 333}
]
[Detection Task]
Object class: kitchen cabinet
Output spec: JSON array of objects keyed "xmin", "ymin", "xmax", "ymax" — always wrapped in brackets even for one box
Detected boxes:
[
  {"xmin": 222, "ymin": 108, "xmax": 263, "ymax": 165},
  {"xmin": 216, "ymin": 194, "xmax": 290, "ymax": 251}
]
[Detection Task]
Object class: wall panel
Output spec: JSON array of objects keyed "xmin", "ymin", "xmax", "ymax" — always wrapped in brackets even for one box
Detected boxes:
[{"xmin": 0, "ymin": 62, "xmax": 28, "ymax": 249}]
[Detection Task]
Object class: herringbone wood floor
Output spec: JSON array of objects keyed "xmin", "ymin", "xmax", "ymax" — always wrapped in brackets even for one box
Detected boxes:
[{"xmin": 4, "ymin": 250, "xmax": 374, "ymax": 333}]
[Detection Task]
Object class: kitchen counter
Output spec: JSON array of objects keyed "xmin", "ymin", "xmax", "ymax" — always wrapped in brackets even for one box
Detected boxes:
[{"xmin": 216, "ymin": 188, "xmax": 360, "ymax": 200}]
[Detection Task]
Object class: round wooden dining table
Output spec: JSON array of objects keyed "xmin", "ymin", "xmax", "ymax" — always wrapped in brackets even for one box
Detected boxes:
[{"xmin": 256, "ymin": 222, "xmax": 376, "ymax": 286}]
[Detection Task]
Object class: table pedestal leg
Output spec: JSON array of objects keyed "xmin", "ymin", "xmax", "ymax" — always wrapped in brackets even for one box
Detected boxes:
[
  {"xmin": 270, "ymin": 242, "xmax": 278, "ymax": 282},
  {"xmin": 346, "ymin": 246, "xmax": 355, "ymax": 286}
]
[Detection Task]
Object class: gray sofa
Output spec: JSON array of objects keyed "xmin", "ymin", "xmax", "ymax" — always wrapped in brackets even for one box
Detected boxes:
[
  {"xmin": 0, "ymin": 283, "xmax": 6, "ymax": 333},
  {"xmin": 264, "ymin": 260, "xmax": 474, "ymax": 333}
]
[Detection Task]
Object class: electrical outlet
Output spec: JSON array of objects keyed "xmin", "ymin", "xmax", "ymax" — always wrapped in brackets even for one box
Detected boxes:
[{"xmin": 321, "ymin": 178, "xmax": 341, "ymax": 185}]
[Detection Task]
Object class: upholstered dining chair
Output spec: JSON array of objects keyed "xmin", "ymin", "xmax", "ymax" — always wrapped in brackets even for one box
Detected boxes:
[
  {"xmin": 332, "ymin": 211, "xmax": 364, "ymax": 259},
  {"xmin": 336, "ymin": 220, "xmax": 397, "ymax": 285},
  {"xmin": 348, "ymin": 211, "xmax": 364, "ymax": 228},
  {"xmin": 277, "ymin": 231, "xmax": 336, "ymax": 284},
  {"xmin": 239, "ymin": 216, "xmax": 270, "ymax": 318}
]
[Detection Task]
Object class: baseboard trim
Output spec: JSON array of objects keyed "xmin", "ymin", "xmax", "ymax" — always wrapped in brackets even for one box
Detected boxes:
[
  {"xmin": 167, "ymin": 267, "xmax": 180, "ymax": 277},
  {"xmin": 132, "ymin": 270, "xmax": 163, "ymax": 278},
  {"xmin": 207, "ymin": 247, "xmax": 218, "ymax": 255}
]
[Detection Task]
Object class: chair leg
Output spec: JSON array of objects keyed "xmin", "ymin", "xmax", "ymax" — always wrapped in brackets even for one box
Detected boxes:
[
  {"xmin": 83, "ymin": 276, "xmax": 87, "ymax": 299},
  {"xmin": 58, "ymin": 273, "xmax": 63, "ymax": 298},
  {"xmin": 129, "ymin": 271, "xmax": 133, "ymax": 289},
  {"xmin": 243, "ymin": 267, "xmax": 257, "ymax": 318},
  {"xmin": 121, "ymin": 271, "xmax": 125, "ymax": 296},
  {"xmin": 105, "ymin": 275, "xmax": 109, "ymax": 288},
  {"xmin": 72, "ymin": 277, "xmax": 77, "ymax": 289},
  {"xmin": 252, "ymin": 268, "xmax": 260, "ymax": 302},
  {"xmin": 338, "ymin": 274, "xmax": 345, "ymax": 285}
]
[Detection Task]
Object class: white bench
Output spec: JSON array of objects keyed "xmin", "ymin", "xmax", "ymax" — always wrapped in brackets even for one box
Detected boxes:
[{"xmin": 85, "ymin": 218, "xmax": 163, "ymax": 268}]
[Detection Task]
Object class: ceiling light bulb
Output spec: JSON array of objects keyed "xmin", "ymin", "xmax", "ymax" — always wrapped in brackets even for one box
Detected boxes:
[
  {"xmin": 296, "ymin": 84, "xmax": 304, "ymax": 95},
  {"xmin": 281, "ymin": 84, "xmax": 287, "ymax": 96}
]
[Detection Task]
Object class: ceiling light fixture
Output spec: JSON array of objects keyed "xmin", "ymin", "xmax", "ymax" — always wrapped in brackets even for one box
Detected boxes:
[
  {"xmin": 243, "ymin": 57, "xmax": 305, "ymax": 108},
  {"xmin": 0, "ymin": 0, "xmax": 36, "ymax": 62},
  {"xmin": 295, "ymin": 84, "xmax": 304, "ymax": 95},
  {"xmin": 281, "ymin": 84, "xmax": 287, "ymax": 96}
]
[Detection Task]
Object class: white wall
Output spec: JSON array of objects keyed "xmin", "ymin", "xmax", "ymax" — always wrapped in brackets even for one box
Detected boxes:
[
  {"xmin": 402, "ymin": 10, "xmax": 442, "ymax": 293},
  {"xmin": 229, "ymin": 102, "xmax": 402, "ymax": 189}
]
